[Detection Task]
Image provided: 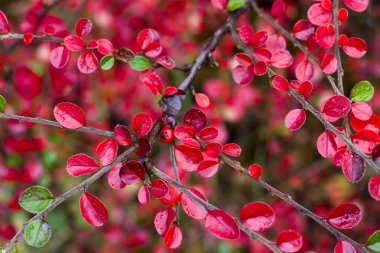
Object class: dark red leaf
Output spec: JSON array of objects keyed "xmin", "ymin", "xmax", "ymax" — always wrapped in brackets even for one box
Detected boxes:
[
  {"xmin": 240, "ymin": 202, "xmax": 275, "ymax": 232},
  {"xmin": 184, "ymin": 109, "xmax": 207, "ymax": 132},
  {"xmin": 95, "ymin": 139, "xmax": 118, "ymax": 166},
  {"xmin": 368, "ymin": 176, "xmax": 380, "ymax": 201},
  {"xmin": 342, "ymin": 153, "xmax": 366, "ymax": 183},
  {"xmin": 114, "ymin": 124, "xmax": 132, "ymax": 147},
  {"xmin": 79, "ymin": 192, "xmax": 108, "ymax": 227},
  {"xmin": 75, "ymin": 18, "xmax": 92, "ymax": 37},
  {"xmin": 327, "ymin": 203, "xmax": 362, "ymax": 229},
  {"xmin": 271, "ymin": 0, "xmax": 286, "ymax": 19},
  {"xmin": 136, "ymin": 28, "xmax": 162, "ymax": 58},
  {"xmin": 132, "ymin": 112, "xmax": 153, "ymax": 136},
  {"xmin": 322, "ymin": 95, "xmax": 351, "ymax": 118},
  {"xmin": 151, "ymin": 179, "xmax": 169, "ymax": 199},
  {"xmin": 119, "ymin": 160, "xmax": 146, "ymax": 185}
]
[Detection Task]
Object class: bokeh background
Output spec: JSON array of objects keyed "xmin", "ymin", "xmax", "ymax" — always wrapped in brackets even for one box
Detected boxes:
[{"xmin": 1, "ymin": 0, "xmax": 380, "ymax": 252}]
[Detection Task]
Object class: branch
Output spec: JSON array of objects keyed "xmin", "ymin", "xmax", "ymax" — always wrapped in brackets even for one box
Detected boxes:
[
  {"xmin": 2, "ymin": 144, "xmax": 138, "ymax": 252},
  {"xmin": 0, "ymin": 33, "xmax": 64, "ymax": 43},
  {"xmin": 219, "ymin": 154, "xmax": 369, "ymax": 253},
  {"xmin": 0, "ymin": 112, "xmax": 114, "ymax": 138},
  {"xmin": 229, "ymin": 25, "xmax": 380, "ymax": 175},
  {"xmin": 148, "ymin": 162, "xmax": 282, "ymax": 253},
  {"xmin": 249, "ymin": 0, "xmax": 341, "ymax": 94}
]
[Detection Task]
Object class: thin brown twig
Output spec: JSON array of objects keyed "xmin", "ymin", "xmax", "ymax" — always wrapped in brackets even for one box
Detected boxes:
[
  {"xmin": 2, "ymin": 144, "xmax": 138, "ymax": 252},
  {"xmin": 148, "ymin": 162, "xmax": 282, "ymax": 253},
  {"xmin": 0, "ymin": 112, "xmax": 114, "ymax": 138}
]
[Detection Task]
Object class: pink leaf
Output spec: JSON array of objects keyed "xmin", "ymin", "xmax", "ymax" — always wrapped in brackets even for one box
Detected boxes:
[
  {"xmin": 75, "ymin": 18, "xmax": 92, "ymax": 37},
  {"xmin": 132, "ymin": 112, "xmax": 153, "ymax": 137},
  {"xmin": 50, "ymin": 46, "xmax": 70, "ymax": 69},
  {"xmin": 66, "ymin": 153, "xmax": 99, "ymax": 176},
  {"xmin": 95, "ymin": 139, "xmax": 118, "ymax": 166},
  {"xmin": 351, "ymin": 102, "xmax": 372, "ymax": 121},
  {"xmin": 368, "ymin": 176, "xmax": 380, "ymax": 201},
  {"xmin": 107, "ymin": 163, "xmax": 126, "ymax": 189},
  {"xmin": 181, "ymin": 187, "xmax": 208, "ymax": 220},
  {"xmin": 284, "ymin": 109, "xmax": 306, "ymax": 131},
  {"xmin": 293, "ymin": 19, "xmax": 314, "ymax": 40},
  {"xmin": 114, "ymin": 124, "xmax": 132, "ymax": 147},
  {"xmin": 352, "ymin": 129, "xmax": 380, "ymax": 153},
  {"xmin": 321, "ymin": 54, "xmax": 338, "ymax": 74},
  {"xmin": 232, "ymin": 66, "xmax": 253, "ymax": 86},
  {"xmin": 136, "ymin": 28, "xmax": 162, "ymax": 58},
  {"xmin": 164, "ymin": 225, "xmax": 183, "ymax": 249},
  {"xmin": 97, "ymin": 39, "xmax": 114, "ymax": 55},
  {"xmin": 77, "ymin": 51, "xmax": 99, "ymax": 74},
  {"xmin": 307, "ymin": 3, "xmax": 332, "ymax": 25},
  {"xmin": 334, "ymin": 241, "xmax": 356, "ymax": 253},
  {"xmin": 138, "ymin": 184, "xmax": 150, "ymax": 204},
  {"xmin": 322, "ymin": 95, "xmax": 351, "ymax": 118},
  {"xmin": 342, "ymin": 153, "xmax": 366, "ymax": 183},
  {"xmin": 317, "ymin": 130, "xmax": 337, "ymax": 158},
  {"xmin": 223, "ymin": 143, "xmax": 242, "ymax": 157},
  {"xmin": 53, "ymin": 102, "xmax": 86, "ymax": 129},
  {"xmin": 195, "ymin": 93, "xmax": 210, "ymax": 108},
  {"xmin": 240, "ymin": 202, "xmax": 275, "ymax": 232},
  {"xmin": 343, "ymin": 0, "xmax": 369, "ymax": 12},
  {"xmin": 276, "ymin": 230, "xmax": 303, "ymax": 253},
  {"xmin": 198, "ymin": 160, "xmax": 219, "ymax": 179},
  {"xmin": 154, "ymin": 207, "xmax": 176, "ymax": 237},
  {"xmin": 327, "ymin": 203, "xmax": 362, "ymax": 229},
  {"xmin": 205, "ymin": 209, "xmax": 240, "ymax": 240},
  {"xmin": 342, "ymin": 37, "xmax": 367, "ymax": 58},
  {"xmin": 0, "ymin": 10, "xmax": 10, "ymax": 34},
  {"xmin": 270, "ymin": 49, "xmax": 293, "ymax": 68},
  {"xmin": 64, "ymin": 35, "xmax": 86, "ymax": 51},
  {"xmin": 295, "ymin": 60, "xmax": 314, "ymax": 81}
]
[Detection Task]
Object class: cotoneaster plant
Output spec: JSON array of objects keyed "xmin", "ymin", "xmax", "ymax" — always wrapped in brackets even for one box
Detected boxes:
[{"xmin": 0, "ymin": 0, "xmax": 380, "ymax": 252}]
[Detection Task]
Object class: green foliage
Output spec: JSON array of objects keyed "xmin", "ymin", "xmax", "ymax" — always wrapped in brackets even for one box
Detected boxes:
[
  {"xmin": 227, "ymin": 0, "xmax": 245, "ymax": 11},
  {"xmin": 19, "ymin": 186, "xmax": 55, "ymax": 214},
  {"xmin": 0, "ymin": 95, "xmax": 6, "ymax": 112},
  {"xmin": 129, "ymin": 56, "xmax": 152, "ymax": 71},
  {"xmin": 24, "ymin": 219, "xmax": 52, "ymax": 248},
  {"xmin": 350, "ymin": 80, "xmax": 374, "ymax": 102},
  {"xmin": 368, "ymin": 230, "xmax": 380, "ymax": 252},
  {"xmin": 100, "ymin": 56, "xmax": 115, "ymax": 70}
]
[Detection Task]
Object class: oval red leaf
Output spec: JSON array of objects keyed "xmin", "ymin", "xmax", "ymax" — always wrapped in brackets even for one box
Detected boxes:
[
  {"xmin": 66, "ymin": 153, "xmax": 99, "ymax": 176},
  {"xmin": 322, "ymin": 95, "xmax": 351, "ymax": 118},
  {"xmin": 77, "ymin": 51, "xmax": 99, "ymax": 74},
  {"xmin": 164, "ymin": 225, "xmax": 183, "ymax": 249},
  {"xmin": 75, "ymin": 18, "xmax": 92, "ymax": 37},
  {"xmin": 368, "ymin": 175, "xmax": 380, "ymax": 201},
  {"xmin": 352, "ymin": 130, "xmax": 380, "ymax": 153},
  {"xmin": 195, "ymin": 93, "xmax": 210, "ymax": 108},
  {"xmin": 79, "ymin": 192, "xmax": 108, "ymax": 227},
  {"xmin": 97, "ymin": 39, "xmax": 114, "ymax": 56},
  {"xmin": 284, "ymin": 109, "xmax": 306, "ymax": 131},
  {"xmin": 272, "ymin": 75, "xmax": 289, "ymax": 92},
  {"xmin": 276, "ymin": 230, "xmax": 303, "ymax": 253},
  {"xmin": 143, "ymin": 72, "xmax": 163, "ymax": 95},
  {"xmin": 334, "ymin": 240, "xmax": 356, "ymax": 253},
  {"xmin": 151, "ymin": 179, "xmax": 169, "ymax": 199},
  {"xmin": 0, "ymin": 10, "xmax": 10, "ymax": 34},
  {"xmin": 205, "ymin": 209, "xmax": 240, "ymax": 240},
  {"xmin": 342, "ymin": 153, "xmax": 366, "ymax": 183},
  {"xmin": 53, "ymin": 102, "xmax": 86, "ymax": 129},
  {"xmin": 317, "ymin": 130, "xmax": 337, "ymax": 158},
  {"xmin": 132, "ymin": 112, "xmax": 153, "ymax": 137},
  {"xmin": 293, "ymin": 19, "xmax": 314, "ymax": 40},
  {"xmin": 327, "ymin": 203, "xmax": 362, "ymax": 229},
  {"xmin": 295, "ymin": 61, "xmax": 314, "ymax": 82},
  {"xmin": 119, "ymin": 160, "xmax": 146, "ymax": 185},
  {"xmin": 343, "ymin": 0, "xmax": 369, "ymax": 12},
  {"xmin": 138, "ymin": 184, "xmax": 150, "ymax": 205},
  {"xmin": 198, "ymin": 160, "xmax": 219, "ymax": 179},
  {"xmin": 136, "ymin": 28, "xmax": 162, "ymax": 58},
  {"xmin": 223, "ymin": 143, "xmax": 242, "ymax": 157},
  {"xmin": 50, "ymin": 46, "xmax": 70, "ymax": 69},
  {"xmin": 107, "ymin": 163, "xmax": 126, "ymax": 189},
  {"xmin": 181, "ymin": 187, "xmax": 208, "ymax": 220},
  {"xmin": 96, "ymin": 139, "xmax": 118, "ymax": 166},
  {"xmin": 204, "ymin": 142, "xmax": 223, "ymax": 158},
  {"xmin": 154, "ymin": 207, "xmax": 176, "ymax": 237},
  {"xmin": 240, "ymin": 202, "xmax": 275, "ymax": 232},
  {"xmin": 199, "ymin": 127, "xmax": 218, "ymax": 142},
  {"xmin": 307, "ymin": 3, "xmax": 332, "ymax": 25},
  {"xmin": 64, "ymin": 35, "xmax": 86, "ymax": 52},
  {"xmin": 232, "ymin": 66, "xmax": 253, "ymax": 86},
  {"xmin": 175, "ymin": 145, "xmax": 204, "ymax": 172},
  {"xmin": 114, "ymin": 124, "xmax": 132, "ymax": 147},
  {"xmin": 249, "ymin": 164, "xmax": 263, "ymax": 178},
  {"xmin": 184, "ymin": 109, "xmax": 207, "ymax": 132},
  {"xmin": 321, "ymin": 54, "xmax": 338, "ymax": 74}
]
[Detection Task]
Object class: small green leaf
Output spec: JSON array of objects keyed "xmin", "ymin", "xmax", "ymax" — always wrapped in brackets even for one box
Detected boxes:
[
  {"xmin": 24, "ymin": 219, "xmax": 51, "ymax": 248},
  {"xmin": 129, "ymin": 56, "xmax": 152, "ymax": 71},
  {"xmin": 350, "ymin": 80, "xmax": 374, "ymax": 102},
  {"xmin": 19, "ymin": 186, "xmax": 55, "ymax": 214},
  {"xmin": 227, "ymin": 0, "xmax": 245, "ymax": 11},
  {"xmin": 368, "ymin": 230, "xmax": 380, "ymax": 252},
  {"xmin": 100, "ymin": 56, "xmax": 115, "ymax": 70},
  {"xmin": 9, "ymin": 245, "xmax": 20, "ymax": 253},
  {"xmin": 0, "ymin": 95, "xmax": 6, "ymax": 112}
]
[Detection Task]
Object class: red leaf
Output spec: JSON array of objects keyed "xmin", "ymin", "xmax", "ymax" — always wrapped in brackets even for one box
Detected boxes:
[
  {"xmin": 295, "ymin": 60, "xmax": 314, "ymax": 81},
  {"xmin": 322, "ymin": 95, "xmax": 351, "ymax": 118},
  {"xmin": 13, "ymin": 66, "xmax": 42, "ymax": 100},
  {"xmin": 77, "ymin": 51, "xmax": 99, "ymax": 74},
  {"xmin": 195, "ymin": 93, "xmax": 210, "ymax": 108},
  {"xmin": 211, "ymin": 0, "xmax": 228, "ymax": 10},
  {"xmin": 272, "ymin": 75, "xmax": 289, "ymax": 92},
  {"xmin": 97, "ymin": 39, "xmax": 114, "ymax": 56},
  {"xmin": 253, "ymin": 61, "xmax": 268, "ymax": 76},
  {"xmin": 271, "ymin": 0, "xmax": 286, "ymax": 19},
  {"xmin": 75, "ymin": 18, "xmax": 92, "ymax": 37},
  {"xmin": 199, "ymin": 127, "xmax": 218, "ymax": 142},
  {"xmin": 307, "ymin": 3, "xmax": 332, "ymax": 25},
  {"xmin": 238, "ymin": 25, "xmax": 254, "ymax": 45},
  {"xmin": 315, "ymin": 25, "xmax": 335, "ymax": 48},
  {"xmin": 164, "ymin": 225, "xmax": 183, "ymax": 249},
  {"xmin": 151, "ymin": 179, "xmax": 169, "ymax": 199},
  {"xmin": 343, "ymin": 0, "xmax": 369, "ymax": 12},
  {"xmin": 342, "ymin": 153, "xmax": 366, "ymax": 183},
  {"xmin": 223, "ymin": 143, "xmax": 242, "ymax": 157},
  {"xmin": 232, "ymin": 66, "xmax": 254, "ymax": 85},
  {"xmin": 50, "ymin": 46, "xmax": 70, "ymax": 69},
  {"xmin": 79, "ymin": 192, "xmax": 108, "ymax": 227},
  {"xmin": 293, "ymin": 19, "xmax": 314, "ymax": 41},
  {"xmin": 114, "ymin": 124, "xmax": 132, "ymax": 147},
  {"xmin": 154, "ymin": 207, "xmax": 176, "ymax": 237},
  {"xmin": 107, "ymin": 163, "xmax": 126, "ymax": 189},
  {"xmin": 157, "ymin": 56, "xmax": 175, "ymax": 69},
  {"xmin": 132, "ymin": 112, "xmax": 153, "ymax": 136},
  {"xmin": 175, "ymin": 145, "xmax": 204, "ymax": 172},
  {"xmin": 181, "ymin": 187, "xmax": 208, "ymax": 220},
  {"xmin": 119, "ymin": 160, "xmax": 146, "ymax": 185},
  {"xmin": 338, "ymin": 8, "xmax": 349, "ymax": 22},
  {"xmin": 240, "ymin": 202, "xmax": 275, "ymax": 232},
  {"xmin": 66, "ymin": 153, "xmax": 99, "ymax": 176},
  {"xmin": 254, "ymin": 48, "xmax": 273, "ymax": 62},
  {"xmin": 184, "ymin": 109, "xmax": 207, "ymax": 132},
  {"xmin": 198, "ymin": 160, "xmax": 219, "ymax": 179},
  {"xmin": 205, "ymin": 209, "xmax": 240, "ymax": 240},
  {"xmin": 350, "ymin": 113, "xmax": 380, "ymax": 133},
  {"xmin": 351, "ymin": 102, "xmax": 372, "ymax": 121},
  {"xmin": 270, "ymin": 49, "xmax": 293, "ymax": 68},
  {"xmin": 284, "ymin": 109, "xmax": 306, "ymax": 131},
  {"xmin": 138, "ymin": 184, "xmax": 150, "ymax": 204},
  {"xmin": 334, "ymin": 240, "xmax": 356, "ymax": 253},
  {"xmin": 249, "ymin": 164, "xmax": 263, "ymax": 178},
  {"xmin": 251, "ymin": 31, "xmax": 268, "ymax": 48},
  {"xmin": 372, "ymin": 144, "xmax": 380, "ymax": 166},
  {"xmin": 368, "ymin": 176, "xmax": 380, "ymax": 201},
  {"xmin": 143, "ymin": 72, "xmax": 163, "ymax": 95},
  {"xmin": 174, "ymin": 125, "xmax": 194, "ymax": 140},
  {"xmin": 342, "ymin": 37, "xmax": 367, "ymax": 58},
  {"xmin": 0, "ymin": 10, "xmax": 10, "ymax": 33},
  {"xmin": 276, "ymin": 230, "xmax": 303, "ymax": 253},
  {"xmin": 64, "ymin": 35, "xmax": 86, "ymax": 51},
  {"xmin": 136, "ymin": 28, "xmax": 162, "ymax": 58},
  {"xmin": 327, "ymin": 203, "xmax": 362, "ymax": 229},
  {"xmin": 298, "ymin": 81, "xmax": 313, "ymax": 97},
  {"xmin": 234, "ymin": 53, "xmax": 253, "ymax": 67},
  {"xmin": 317, "ymin": 130, "xmax": 337, "ymax": 158},
  {"xmin": 203, "ymin": 143, "xmax": 222, "ymax": 158},
  {"xmin": 352, "ymin": 129, "xmax": 380, "ymax": 153},
  {"xmin": 160, "ymin": 184, "xmax": 182, "ymax": 206},
  {"xmin": 321, "ymin": 54, "xmax": 338, "ymax": 74},
  {"xmin": 96, "ymin": 139, "xmax": 118, "ymax": 166},
  {"xmin": 23, "ymin": 32, "xmax": 34, "ymax": 45},
  {"xmin": 182, "ymin": 138, "xmax": 200, "ymax": 148},
  {"xmin": 53, "ymin": 102, "xmax": 86, "ymax": 129}
]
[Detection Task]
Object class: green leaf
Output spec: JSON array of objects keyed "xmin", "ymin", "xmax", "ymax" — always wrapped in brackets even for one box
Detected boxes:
[
  {"xmin": 19, "ymin": 186, "xmax": 55, "ymax": 214},
  {"xmin": 100, "ymin": 56, "xmax": 115, "ymax": 70},
  {"xmin": 350, "ymin": 80, "xmax": 374, "ymax": 102},
  {"xmin": 129, "ymin": 56, "xmax": 152, "ymax": 71},
  {"xmin": 9, "ymin": 245, "xmax": 20, "ymax": 253},
  {"xmin": 0, "ymin": 95, "xmax": 6, "ymax": 112},
  {"xmin": 368, "ymin": 230, "xmax": 380, "ymax": 252},
  {"xmin": 24, "ymin": 219, "xmax": 51, "ymax": 248},
  {"xmin": 227, "ymin": 0, "xmax": 245, "ymax": 11}
]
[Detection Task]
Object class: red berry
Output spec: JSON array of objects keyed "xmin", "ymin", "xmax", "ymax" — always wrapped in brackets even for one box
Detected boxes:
[{"xmin": 160, "ymin": 128, "xmax": 175, "ymax": 143}]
